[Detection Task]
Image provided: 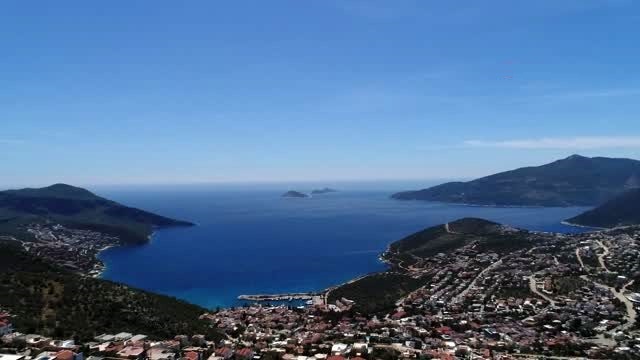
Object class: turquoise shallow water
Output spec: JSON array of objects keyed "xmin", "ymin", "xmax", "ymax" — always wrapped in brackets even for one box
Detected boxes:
[{"xmin": 95, "ymin": 186, "xmax": 591, "ymax": 309}]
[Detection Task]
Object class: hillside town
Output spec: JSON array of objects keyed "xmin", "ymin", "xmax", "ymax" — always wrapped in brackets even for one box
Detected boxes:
[
  {"xmin": 13, "ymin": 223, "xmax": 120, "ymax": 277},
  {"xmin": 2, "ymin": 225, "xmax": 640, "ymax": 360}
]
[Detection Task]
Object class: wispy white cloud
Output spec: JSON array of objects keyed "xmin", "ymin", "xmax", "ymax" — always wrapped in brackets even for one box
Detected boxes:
[{"xmin": 464, "ymin": 136, "xmax": 640, "ymax": 149}]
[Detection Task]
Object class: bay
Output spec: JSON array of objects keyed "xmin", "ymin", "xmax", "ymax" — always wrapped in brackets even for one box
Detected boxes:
[{"xmin": 96, "ymin": 185, "xmax": 591, "ymax": 309}]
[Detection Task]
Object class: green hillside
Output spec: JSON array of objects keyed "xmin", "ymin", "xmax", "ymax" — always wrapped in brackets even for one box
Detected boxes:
[
  {"xmin": 0, "ymin": 241, "xmax": 221, "ymax": 341},
  {"xmin": 567, "ymin": 188, "xmax": 640, "ymax": 228},
  {"xmin": 0, "ymin": 184, "xmax": 193, "ymax": 244},
  {"xmin": 388, "ymin": 218, "xmax": 529, "ymax": 257},
  {"xmin": 392, "ymin": 155, "xmax": 640, "ymax": 206}
]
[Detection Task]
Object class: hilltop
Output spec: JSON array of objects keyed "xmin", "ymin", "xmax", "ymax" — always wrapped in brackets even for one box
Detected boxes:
[
  {"xmin": 331, "ymin": 218, "xmax": 541, "ymax": 314},
  {"xmin": 0, "ymin": 240, "xmax": 221, "ymax": 341},
  {"xmin": 387, "ymin": 218, "xmax": 528, "ymax": 259},
  {"xmin": 0, "ymin": 184, "xmax": 193, "ymax": 244},
  {"xmin": 392, "ymin": 155, "xmax": 640, "ymax": 206},
  {"xmin": 567, "ymin": 188, "xmax": 640, "ymax": 228}
]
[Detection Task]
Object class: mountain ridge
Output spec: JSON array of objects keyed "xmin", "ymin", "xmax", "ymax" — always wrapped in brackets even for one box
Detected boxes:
[
  {"xmin": 0, "ymin": 183, "xmax": 194, "ymax": 244},
  {"xmin": 566, "ymin": 188, "xmax": 640, "ymax": 228},
  {"xmin": 392, "ymin": 155, "xmax": 640, "ymax": 206}
]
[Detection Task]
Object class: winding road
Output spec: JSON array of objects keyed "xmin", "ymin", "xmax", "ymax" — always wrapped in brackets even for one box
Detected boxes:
[
  {"xmin": 596, "ymin": 240, "xmax": 611, "ymax": 273},
  {"xmin": 575, "ymin": 247, "xmax": 585, "ymax": 271},
  {"xmin": 581, "ymin": 275, "xmax": 637, "ymax": 331},
  {"xmin": 527, "ymin": 275, "xmax": 556, "ymax": 306},
  {"xmin": 453, "ymin": 258, "xmax": 503, "ymax": 303}
]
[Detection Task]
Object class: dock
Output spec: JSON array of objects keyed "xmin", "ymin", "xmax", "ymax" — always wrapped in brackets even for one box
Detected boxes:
[
  {"xmin": 237, "ymin": 292, "xmax": 317, "ymax": 302},
  {"xmin": 238, "ymin": 292, "xmax": 326, "ymax": 306}
]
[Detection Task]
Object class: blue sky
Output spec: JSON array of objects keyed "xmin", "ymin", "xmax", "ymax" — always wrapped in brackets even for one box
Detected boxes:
[{"xmin": 2, "ymin": 0, "xmax": 640, "ymax": 187}]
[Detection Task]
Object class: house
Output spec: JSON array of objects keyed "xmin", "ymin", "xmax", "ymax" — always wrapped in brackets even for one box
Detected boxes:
[
  {"xmin": 213, "ymin": 348, "xmax": 233, "ymax": 360},
  {"xmin": 148, "ymin": 348, "xmax": 177, "ymax": 360},
  {"xmin": 94, "ymin": 335, "xmax": 115, "ymax": 343},
  {"xmin": 114, "ymin": 333, "xmax": 133, "ymax": 342},
  {"xmin": 129, "ymin": 335, "xmax": 148, "ymax": 344},
  {"xmin": 330, "ymin": 343, "xmax": 348, "ymax": 356},
  {"xmin": 116, "ymin": 346, "xmax": 145, "ymax": 360},
  {"xmin": 235, "ymin": 348, "xmax": 254, "ymax": 360}
]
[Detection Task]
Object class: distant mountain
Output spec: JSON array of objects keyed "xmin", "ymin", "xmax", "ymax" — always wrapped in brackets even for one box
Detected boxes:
[
  {"xmin": 282, "ymin": 190, "xmax": 309, "ymax": 198},
  {"xmin": 567, "ymin": 188, "xmax": 640, "ymax": 228},
  {"xmin": 387, "ymin": 218, "xmax": 529, "ymax": 258},
  {"xmin": 392, "ymin": 155, "xmax": 640, "ymax": 206},
  {"xmin": 311, "ymin": 187, "xmax": 338, "ymax": 195},
  {"xmin": 0, "ymin": 184, "xmax": 193, "ymax": 244}
]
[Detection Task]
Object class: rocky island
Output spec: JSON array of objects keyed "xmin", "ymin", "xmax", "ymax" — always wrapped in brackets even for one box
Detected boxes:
[
  {"xmin": 282, "ymin": 190, "xmax": 309, "ymax": 198},
  {"xmin": 311, "ymin": 188, "xmax": 338, "ymax": 195}
]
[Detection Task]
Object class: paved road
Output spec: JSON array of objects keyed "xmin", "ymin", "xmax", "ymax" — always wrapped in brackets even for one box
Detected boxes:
[
  {"xmin": 596, "ymin": 240, "xmax": 611, "ymax": 273},
  {"xmin": 528, "ymin": 275, "xmax": 556, "ymax": 306},
  {"xmin": 575, "ymin": 247, "xmax": 586, "ymax": 270},
  {"xmin": 444, "ymin": 222, "xmax": 453, "ymax": 234},
  {"xmin": 453, "ymin": 259, "xmax": 503, "ymax": 303},
  {"xmin": 580, "ymin": 275, "xmax": 637, "ymax": 331}
]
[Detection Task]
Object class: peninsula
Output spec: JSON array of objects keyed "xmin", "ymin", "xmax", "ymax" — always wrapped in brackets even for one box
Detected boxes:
[
  {"xmin": 0, "ymin": 183, "xmax": 194, "ymax": 275},
  {"xmin": 282, "ymin": 190, "xmax": 309, "ymax": 198},
  {"xmin": 206, "ymin": 217, "xmax": 640, "ymax": 358},
  {"xmin": 392, "ymin": 155, "xmax": 640, "ymax": 206},
  {"xmin": 567, "ymin": 187, "xmax": 640, "ymax": 228}
]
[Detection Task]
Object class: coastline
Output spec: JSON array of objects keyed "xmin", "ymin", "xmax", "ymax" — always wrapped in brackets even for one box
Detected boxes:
[
  {"xmin": 92, "ymin": 230, "xmax": 158, "ymax": 278},
  {"xmin": 91, "ymin": 244, "xmax": 117, "ymax": 278},
  {"xmin": 391, "ymin": 198, "xmax": 597, "ymax": 209},
  {"xmin": 560, "ymin": 220, "xmax": 606, "ymax": 231}
]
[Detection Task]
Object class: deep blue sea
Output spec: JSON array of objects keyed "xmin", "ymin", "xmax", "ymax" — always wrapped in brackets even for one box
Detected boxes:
[{"xmin": 94, "ymin": 184, "xmax": 591, "ymax": 309}]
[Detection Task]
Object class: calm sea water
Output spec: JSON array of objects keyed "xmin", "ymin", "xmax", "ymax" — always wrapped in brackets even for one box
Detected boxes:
[{"xmin": 95, "ymin": 185, "xmax": 591, "ymax": 309}]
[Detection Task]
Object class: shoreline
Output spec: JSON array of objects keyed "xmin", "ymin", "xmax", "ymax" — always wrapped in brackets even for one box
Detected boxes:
[
  {"xmin": 92, "ymin": 244, "xmax": 117, "ymax": 278},
  {"xmin": 391, "ymin": 198, "xmax": 594, "ymax": 209},
  {"xmin": 91, "ymin": 230, "xmax": 158, "ymax": 278},
  {"xmin": 560, "ymin": 220, "xmax": 606, "ymax": 231},
  {"xmin": 81, "ymin": 215, "xmax": 617, "ymax": 310}
]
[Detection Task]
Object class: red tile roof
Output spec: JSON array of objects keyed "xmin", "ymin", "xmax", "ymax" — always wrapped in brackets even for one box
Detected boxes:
[
  {"xmin": 184, "ymin": 351, "xmax": 198, "ymax": 360},
  {"xmin": 56, "ymin": 350, "xmax": 74, "ymax": 360}
]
